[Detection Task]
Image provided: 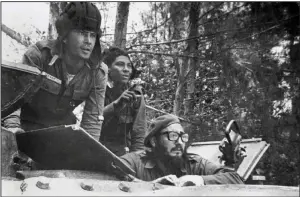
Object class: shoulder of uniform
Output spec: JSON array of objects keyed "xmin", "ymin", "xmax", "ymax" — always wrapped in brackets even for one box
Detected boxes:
[
  {"xmin": 88, "ymin": 61, "xmax": 108, "ymax": 73},
  {"xmin": 35, "ymin": 40, "xmax": 56, "ymax": 51},
  {"xmin": 185, "ymin": 153, "xmax": 202, "ymax": 162},
  {"xmin": 26, "ymin": 40, "xmax": 57, "ymax": 62},
  {"xmin": 121, "ymin": 150, "xmax": 145, "ymax": 162}
]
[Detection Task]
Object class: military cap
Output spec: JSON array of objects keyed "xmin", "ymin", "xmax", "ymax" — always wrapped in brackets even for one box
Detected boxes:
[
  {"xmin": 55, "ymin": 2, "xmax": 102, "ymax": 66},
  {"xmin": 144, "ymin": 114, "xmax": 180, "ymax": 147}
]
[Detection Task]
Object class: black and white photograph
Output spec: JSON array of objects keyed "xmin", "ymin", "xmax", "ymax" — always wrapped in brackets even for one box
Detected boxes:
[{"xmin": 1, "ymin": 1, "xmax": 299, "ymax": 196}]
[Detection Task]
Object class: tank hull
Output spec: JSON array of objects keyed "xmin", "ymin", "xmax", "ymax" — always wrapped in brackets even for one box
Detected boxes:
[{"xmin": 2, "ymin": 177, "xmax": 299, "ymax": 196}]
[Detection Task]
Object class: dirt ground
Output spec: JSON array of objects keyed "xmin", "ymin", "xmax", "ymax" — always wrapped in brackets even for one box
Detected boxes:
[{"xmin": 2, "ymin": 176, "xmax": 299, "ymax": 196}]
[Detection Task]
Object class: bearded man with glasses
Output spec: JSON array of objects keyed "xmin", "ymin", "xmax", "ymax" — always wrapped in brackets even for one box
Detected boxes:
[{"xmin": 120, "ymin": 114, "xmax": 244, "ymax": 186}]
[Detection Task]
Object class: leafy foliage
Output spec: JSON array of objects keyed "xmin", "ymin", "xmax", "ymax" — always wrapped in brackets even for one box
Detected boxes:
[{"xmin": 124, "ymin": 2, "xmax": 300, "ymax": 186}]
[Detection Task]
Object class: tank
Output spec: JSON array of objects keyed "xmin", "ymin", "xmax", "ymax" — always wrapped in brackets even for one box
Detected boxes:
[
  {"xmin": 1, "ymin": 61, "xmax": 299, "ymax": 196},
  {"xmin": 2, "ymin": 126, "xmax": 299, "ymax": 196}
]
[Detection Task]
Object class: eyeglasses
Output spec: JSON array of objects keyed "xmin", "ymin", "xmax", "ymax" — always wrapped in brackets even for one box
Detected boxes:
[{"xmin": 160, "ymin": 131, "xmax": 189, "ymax": 143}]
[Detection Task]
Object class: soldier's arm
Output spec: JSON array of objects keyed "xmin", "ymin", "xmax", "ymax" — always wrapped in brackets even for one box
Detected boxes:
[
  {"xmin": 22, "ymin": 44, "xmax": 43, "ymax": 69},
  {"xmin": 103, "ymin": 88, "xmax": 136, "ymax": 118},
  {"xmin": 130, "ymin": 90, "xmax": 146, "ymax": 152},
  {"xmin": 195, "ymin": 156, "xmax": 244, "ymax": 184},
  {"xmin": 81, "ymin": 63, "xmax": 108, "ymax": 141},
  {"xmin": 119, "ymin": 152, "xmax": 141, "ymax": 180},
  {"xmin": 103, "ymin": 101, "xmax": 115, "ymax": 117},
  {"xmin": 102, "ymin": 86, "xmax": 119, "ymax": 118},
  {"xmin": 120, "ymin": 152, "xmax": 137, "ymax": 170}
]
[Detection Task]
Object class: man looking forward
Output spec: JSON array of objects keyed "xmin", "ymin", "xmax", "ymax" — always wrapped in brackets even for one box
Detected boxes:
[{"xmin": 121, "ymin": 114, "xmax": 244, "ymax": 186}]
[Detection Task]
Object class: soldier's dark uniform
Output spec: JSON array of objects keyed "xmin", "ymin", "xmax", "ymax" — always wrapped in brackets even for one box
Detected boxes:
[
  {"xmin": 101, "ymin": 83, "xmax": 146, "ymax": 156},
  {"xmin": 2, "ymin": 2, "xmax": 107, "ymax": 141},
  {"xmin": 121, "ymin": 151, "xmax": 244, "ymax": 184}
]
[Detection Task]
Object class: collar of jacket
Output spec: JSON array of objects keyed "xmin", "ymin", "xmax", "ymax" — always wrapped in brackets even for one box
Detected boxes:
[
  {"xmin": 42, "ymin": 39, "xmax": 62, "ymax": 59},
  {"xmin": 107, "ymin": 77, "xmax": 114, "ymax": 88}
]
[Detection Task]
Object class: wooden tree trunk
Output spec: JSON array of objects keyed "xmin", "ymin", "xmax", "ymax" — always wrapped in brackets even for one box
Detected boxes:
[
  {"xmin": 170, "ymin": 2, "xmax": 186, "ymax": 116},
  {"xmin": 174, "ymin": 58, "xmax": 188, "ymax": 115},
  {"xmin": 184, "ymin": 2, "xmax": 200, "ymax": 116},
  {"xmin": 114, "ymin": 2, "xmax": 130, "ymax": 48},
  {"xmin": 48, "ymin": 2, "xmax": 67, "ymax": 39},
  {"xmin": 290, "ymin": 42, "xmax": 300, "ymax": 157}
]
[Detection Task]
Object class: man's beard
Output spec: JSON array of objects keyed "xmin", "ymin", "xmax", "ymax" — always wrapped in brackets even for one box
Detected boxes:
[{"xmin": 154, "ymin": 144, "xmax": 185, "ymax": 167}]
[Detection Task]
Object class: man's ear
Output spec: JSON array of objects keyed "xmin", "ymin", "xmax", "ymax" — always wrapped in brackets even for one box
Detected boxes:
[{"xmin": 150, "ymin": 137, "xmax": 157, "ymax": 148}]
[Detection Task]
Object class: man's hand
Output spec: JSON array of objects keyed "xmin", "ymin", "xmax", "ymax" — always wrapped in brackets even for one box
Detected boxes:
[
  {"xmin": 7, "ymin": 127, "xmax": 25, "ymax": 134},
  {"xmin": 219, "ymin": 137, "xmax": 246, "ymax": 168},
  {"xmin": 114, "ymin": 90, "xmax": 137, "ymax": 109},
  {"xmin": 152, "ymin": 174, "xmax": 180, "ymax": 186},
  {"xmin": 178, "ymin": 175, "xmax": 205, "ymax": 187}
]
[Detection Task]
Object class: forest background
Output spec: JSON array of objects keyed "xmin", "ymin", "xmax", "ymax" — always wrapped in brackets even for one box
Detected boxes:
[{"xmin": 2, "ymin": 2, "xmax": 299, "ymax": 186}]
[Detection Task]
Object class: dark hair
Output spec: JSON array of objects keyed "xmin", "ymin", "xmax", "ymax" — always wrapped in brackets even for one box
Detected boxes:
[
  {"xmin": 55, "ymin": 2, "xmax": 101, "ymax": 38},
  {"xmin": 102, "ymin": 47, "xmax": 137, "ymax": 79}
]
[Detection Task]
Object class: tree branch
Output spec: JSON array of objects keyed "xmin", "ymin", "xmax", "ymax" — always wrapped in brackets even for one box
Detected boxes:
[
  {"xmin": 199, "ymin": 2, "xmax": 224, "ymax": 21},
  {"xmin": 2, "ymin": 24, "xmax": 32, "ymax": 47},
  {"xmin": 198, "ymin": 3, "xmax": 245, "ymax": 27},
  {"xmin": 216, "ymin": 23, "xmax": 283, "ymax": 57},
  {"xmin": 127, "ymin": 4, "xmax": 292, "ymax": 50},
  {"xmin": 102, "ymin": 16, "xmax": 172, "ymax": 37},
  {"xmin": 127, "ymin": 4, "xmax": 294, "ymax": 49},
  {"xmin": 127, "ymin": 50, "xmax": 204, "ymax": 59},
  {"xmin": 126, "ymin": 4, "xmax": 245, "ymax": 49},
  {"xmin": 127, "ymin": 34, "xmax": 204, "ymax": 48},
  {"xmin": 126, "ymin": 21, "xmax": 283, "ymax": 49}
]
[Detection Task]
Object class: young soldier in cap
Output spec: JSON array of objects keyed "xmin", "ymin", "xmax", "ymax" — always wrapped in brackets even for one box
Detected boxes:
[
  {"xmin": 2, "ymin": 2, "xmax": 107, "ymax": 141},
  {"xmin": 120, "ymin": 114, "xmax": 244, "ymax": 185},
  {"xmin": 100, "ymin": 47, "xmax": 146, "ymax": 156}
]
